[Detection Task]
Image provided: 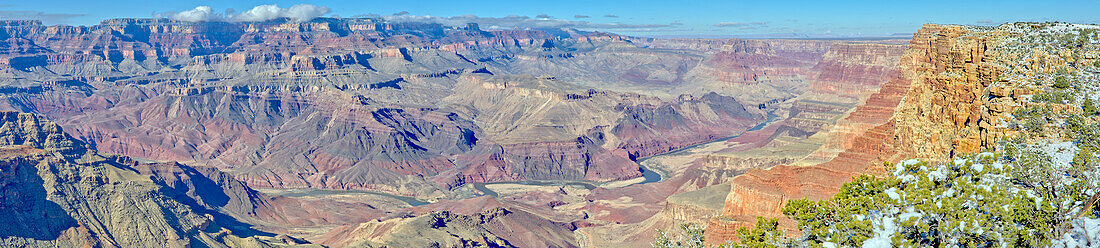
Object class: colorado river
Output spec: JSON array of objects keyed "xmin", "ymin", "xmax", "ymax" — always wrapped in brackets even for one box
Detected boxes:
[
  {"xmin": 472, "ymin": 181, "xmax": 597, "ymax": 198},
  {"xmin": 474, "ymin": 109, "xmax": 781, "ymax": 197},
  {"xmin": 274, "ymin": 110, "xmax": 781, "ymax": 201}
]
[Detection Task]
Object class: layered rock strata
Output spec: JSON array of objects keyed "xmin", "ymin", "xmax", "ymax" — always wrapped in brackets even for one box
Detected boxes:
[
  {"xmin": 705, "ymin": 23, "xmax": 1054, "ymax": 244},
  {"xmin": 0, "ymin": 18, "xmax": 781, "ymax": 196}
]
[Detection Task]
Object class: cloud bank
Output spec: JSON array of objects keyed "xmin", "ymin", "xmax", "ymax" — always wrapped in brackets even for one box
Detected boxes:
[
  {"xmin": 163, "ymin": 4, "xmax": 330, "ymax": 22},
  {"xmin": 235, "ymin": 4, "xmax": 330, "ymax": 22},
  {"xmin": 170, "ymin": 6, "xmax": 220, "ymax": 22}
]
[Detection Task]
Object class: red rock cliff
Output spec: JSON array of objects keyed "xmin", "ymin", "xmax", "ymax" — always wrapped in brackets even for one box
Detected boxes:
[{"xmin": 705, "ymin": 24, "xmax": 1013, "ymax": 244}]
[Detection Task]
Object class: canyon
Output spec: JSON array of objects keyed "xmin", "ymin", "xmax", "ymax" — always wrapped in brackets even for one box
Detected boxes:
[{"xmin": 0, "ymin": 15, "xmax": 1040, "ymax": 247}]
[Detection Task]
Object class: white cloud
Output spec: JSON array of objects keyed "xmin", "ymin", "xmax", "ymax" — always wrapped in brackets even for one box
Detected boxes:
[
  {"xmin": 285, "ymin": 4, "xmax": 331, "ymax": 21},
  {"xmin": 164, "ymin": 4, "xmax": 330, "ymax": 23},
  {"xmin": 233, "ymin": 4, "xmax": 330, "ymax": 22},
  {"xmin": 233, "ymin": 5, "xmax": 283, "ymax": 22},
  {"xmin": 171, "ymin": 6, "xmax": 221, "ymax": 22}
]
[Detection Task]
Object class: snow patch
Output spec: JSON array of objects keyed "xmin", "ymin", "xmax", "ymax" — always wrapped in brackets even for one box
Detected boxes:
[
  {"xmin": 1042, "ymin": 141, "xmax": 1079, "ymax": 167},
  {"xmin": 1051, "ymin": 217, "xmax": 1100, "ymax": 248},
  {"xmin": 885, "ymin": 188, "xmax": 901, "ymax": 201},
  {"xmin": 863, "ymin": 216, "xmax": 897, "ymax": 248}
]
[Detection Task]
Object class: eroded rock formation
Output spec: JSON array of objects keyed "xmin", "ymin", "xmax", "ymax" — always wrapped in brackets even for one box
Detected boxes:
[
  {"xmin": 705, "ymin": 23, "xmax": 1044, "ymax": 244},
  {"xmin": 0, "ymin": 18, "xmax": 784, "ymax": 197},
  {"xmin": 0, "ymin": 111, "xmax": 306, "ymax": 247}
]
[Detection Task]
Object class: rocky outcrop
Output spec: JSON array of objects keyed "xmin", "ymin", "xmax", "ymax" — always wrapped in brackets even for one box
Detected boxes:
[
  {"xmin": 661, "ymin": 182, "xmax": 731, "ymax": 223},
  {"xmin": 131, "ymin": 161, "xmax": 389, "ymax": 229},
  {"xmin": 890, "ymin": 25, "xmax": 1007, "ymax": 160},
  {"xmin": 613, "ymin": 92, "xmax": 760, "ymax": 160},
  {"xmin": 0, "ymin": 111, "xmax": 305, "ymax": 247},
  {"xmin": 705, "ymin": 23, "xmax": 1042, "ymax": 244}
]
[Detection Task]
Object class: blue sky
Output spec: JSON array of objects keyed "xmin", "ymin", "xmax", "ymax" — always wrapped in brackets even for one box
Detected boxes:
[{"xmin": 2, "ymin": 0, "xmax": 1098, "ymax": 38}]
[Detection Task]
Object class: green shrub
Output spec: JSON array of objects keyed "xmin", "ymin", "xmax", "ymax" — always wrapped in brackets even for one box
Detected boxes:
[
  {"xmin": 1013, "ymin": 105, "xmax": 1053, "ymax": 133},
  {"xmin": 1033, "ymin": 89, "xmax": 1075, "ymax": 104},
  {"xmin": 734, "ymin": 217, "xmax": 786, "ymax": 248},
  {"xmin": 1053, "ymin": 75, "xmax": 1073, "ymax": 89},
  {"xmin": 781, "ymin": 174, "xmax": 889, "ymax": 246},
  {"xmin": 1066, "ymin": 115, "xmax": 1100, "ymax": 148},
  {"xmin": 722, "ymin": 149, "xmax": 1100, "ymax": 247},
  {"xmin": 1084, "ymin": 98, "xmax": 1100, "ymax": 116}
]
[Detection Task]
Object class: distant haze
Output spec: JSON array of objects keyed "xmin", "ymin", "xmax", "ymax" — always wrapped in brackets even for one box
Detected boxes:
[{"xmin": 1, "ymin": 0, "xmax": 1098, "ymax": 37}]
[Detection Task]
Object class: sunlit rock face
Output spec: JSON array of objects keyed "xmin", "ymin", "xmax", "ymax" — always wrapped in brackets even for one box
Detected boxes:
[{"xmin": 703, "ymin": 23, "xmax": 1052, "ymax": 245}]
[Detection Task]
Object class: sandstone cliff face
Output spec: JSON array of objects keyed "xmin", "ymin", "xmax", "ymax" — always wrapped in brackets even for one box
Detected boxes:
[
  {"xmin": 705, "ymin": 23, "xmax": 1051, "ymax": 244},
  {"xmin": 703, "ymin": 29, "xmax": 945, "ymax": 244},
  {"xmin": 889, "ymin": 26, "xmax": 986, "ymax": 161}
]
